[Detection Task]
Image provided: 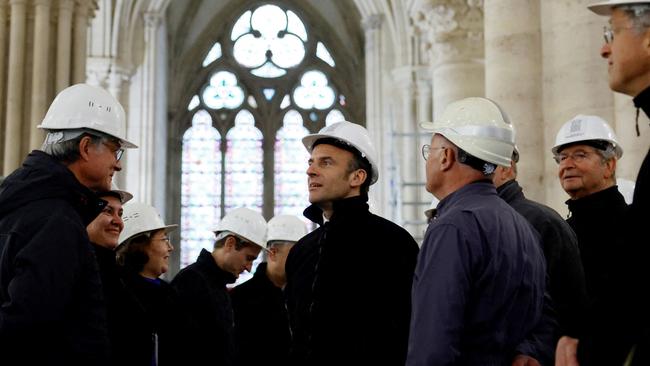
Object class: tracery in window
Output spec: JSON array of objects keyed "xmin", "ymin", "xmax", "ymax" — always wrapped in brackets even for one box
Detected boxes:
[
  {"xmin": 202, "ymin": 71, "xmax": 245, "ymax": 110},
  {"xmin": 293, "ymin": 70, "xmax": 336, "ymax": 110}
]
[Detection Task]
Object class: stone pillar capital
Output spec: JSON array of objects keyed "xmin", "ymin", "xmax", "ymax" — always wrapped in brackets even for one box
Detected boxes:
[
  {"xmin": 57, "ymin": 0, "xmax": 75, "ymax": 11},
  {"xmin": 411, "ymin": 0, "xmax": 484, "ymax": 65},
  {"xmin": 362, "ymin": 14, "xmax": 383, "ymax": 32}
]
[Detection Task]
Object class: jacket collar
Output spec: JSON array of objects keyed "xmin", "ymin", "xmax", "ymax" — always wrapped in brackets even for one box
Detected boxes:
[
  {"xmin": 496, "ymin": 180, "xmax": 525, "ymax": 204},
  {"xmin": 196, "ymin": 248, "xmax": 237, "ymax": 285},
  {"xmin": 566, "ymin": 185, "xmax": 626, "ymax": 214},
  {"xmin": 436, "ymin": 180, "xmax": 496, "ymax": 215},
  {"xmin": 303, "ymin": 194, "xmax": 369, "ymax": 225},
  {"xmin": 633, "ymin": 85, "xmax": 650, "ymax": 119}
]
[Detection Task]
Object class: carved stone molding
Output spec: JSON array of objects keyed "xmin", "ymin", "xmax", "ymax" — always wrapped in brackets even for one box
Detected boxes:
[{"xmin": 410, "ymin": 0, "xmax": 484, "ymax": 65}]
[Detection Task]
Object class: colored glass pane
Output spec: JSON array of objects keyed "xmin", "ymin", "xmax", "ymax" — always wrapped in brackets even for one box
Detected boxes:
[
  {"xmin": 293, "ymin": 70, "xmax": 335, "ymax": 110},
  {"xmin": 275, "ymin": 110, "xmax": 310, "ymax": 218}
]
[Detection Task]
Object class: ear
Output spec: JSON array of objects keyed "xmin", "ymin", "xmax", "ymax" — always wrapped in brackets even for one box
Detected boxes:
[
  {"xmin": 224, "ymin": 236, "xmax": 237, "ymax": 251},
  {"xmin": 267, "ymin": 246, "xmax": 278, "ymax": 261},
  {"xmin": 349, "ymin": 168, "xmax": 368, "ymax": 189},
  {"xmin": 605, "ymin": 158, "xmax": 617, "ymax": 179},
  {"xmin": 78, "ymin": 136, "xmax": 94, "ymax": 162},
  {"xmin": 438, "ymin": 148, "xmax": 455, "ymax": 172}
]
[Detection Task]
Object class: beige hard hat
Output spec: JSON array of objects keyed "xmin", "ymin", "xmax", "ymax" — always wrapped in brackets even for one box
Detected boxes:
[
  {"xmin": 588, "ymin": 0, "xmax": 650, "ymax": 15},
  {"xmin": 302, "ymin": 121, "xmax": 379, "ymax": 184},
  {"xmin": 552, "ymin": 115, "xmax": 623, "ymax": 158},
  {"xmin": 214, "ymin": 207, "xmax": 267, "ymax": 249},
  {"xmin": 118, "ymin": 202, "xmax": 177, "ymax": 247},
  {"xmin": 421, "ymin": 97, "xmax": 516, "ymax": 167},
  {"xmin": 266, "ymin": 215, "xmax": 308, "ymax": 244},
  {"xmin": 38, "ymin": 83, "xmax": 137, "ymax": 148}
]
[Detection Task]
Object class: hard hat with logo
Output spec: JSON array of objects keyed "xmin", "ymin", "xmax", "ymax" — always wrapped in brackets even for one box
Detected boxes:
[
  {"xmin": 266, "ymin": 215, "xmax": 308, "ymax": 244},
  {"xmin": 214, "ymin": 207, "xmax": 267, "ymax": 249},
  {"xmin": 588, "ymin": 0, "xmax": 650, "ymax": 15},
  {"xmin": 118, "ymin": 202, "xmax": 178, "ymax": 247},
  {"xmin": 420, "ymin": 97, "xmax": 516, "ymax": 167},
  {"xmin": 38, "ymin": 83, "xmax": 137, "ymax": 148},
  {"xmin": 552, "ymin": 114, "xmax": 623, "ymax": 158},
  {"xmin": 302, "ymin": 121, "xmax": 379, "ymax": 185}
]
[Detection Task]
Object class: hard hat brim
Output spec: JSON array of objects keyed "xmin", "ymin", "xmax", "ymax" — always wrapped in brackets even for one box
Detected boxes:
[
  {"xmin": 118, "ymin": 224, "xmax": 178, "ymax": 248},
  {"xmin": 587, "ymin": 0, "xmax": 650, "ymax": 15},
  {"xmin": 419, "ymin": 121, "xmax": 435, "ymax": 130}
]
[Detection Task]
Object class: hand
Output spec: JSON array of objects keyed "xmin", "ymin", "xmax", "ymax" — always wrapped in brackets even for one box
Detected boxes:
[
  {"xmin": 512, "ymin": 355, "xmax": 541, "ymax": 366},
  {"xmin": 555, "ymin": 336, "xmax": 580, "ymax": 366}
]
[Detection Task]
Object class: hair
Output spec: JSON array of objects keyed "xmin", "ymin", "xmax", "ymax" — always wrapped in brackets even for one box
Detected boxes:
[
  {"xmin": 42, "ymin": 132, "xmax": 104, "ymax": 164},
  {"xmin": 214, "ymin": 232, "xmax": 251, "ymax": 250},
  {"xmin": 116, "ymin": 232, "xmax": 153, "ymax": 274},
  {"xmin": 313, "ymin": 138, "xmax": 372, "ymax": 194},
  {"xmin": 594, "ymin": 142, "xmax": 618, "ymax": 181},
  {"xmin": 618, "ymin": 5, "xmax": 650, "ymax": 33}
]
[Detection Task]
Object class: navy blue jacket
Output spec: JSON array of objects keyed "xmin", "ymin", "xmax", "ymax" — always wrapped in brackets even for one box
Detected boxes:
[
  {"xmin": 0, "ymin": 151, "xmax": 109, "ymax": 365},
  {"xmin": 407, "ymin": 181, "xmax": 546, "ymax": 366}
]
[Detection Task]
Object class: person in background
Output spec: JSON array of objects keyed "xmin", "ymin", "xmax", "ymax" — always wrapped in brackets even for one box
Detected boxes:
[
  {"xmin": 492, "ymin": 145, "xmax": 589, "ymax": 363},
  {"xmin": 408, "ymin": 97, "xmax": 547, "ymax": 365},
  {"xmin": 0, "ymin": 83, "xmax": 137, "ymax": 365},
  {"xmin": 112, "ymin": 202, "xmax": 183, "ymax": 366},
  {"xmin": 231, "ymin": 214, "xmax": 308, "ymax": 366},
  {"xmin": 285, "ymin": 121, "xmax": 419, "ymax": 366},
  {"xmin": 172, "ymin": 207, "xmax": 267, "ymax": 366},
  {"xmin": 552, "ymin": 114, "xmax": 630, "ymax": 365}
]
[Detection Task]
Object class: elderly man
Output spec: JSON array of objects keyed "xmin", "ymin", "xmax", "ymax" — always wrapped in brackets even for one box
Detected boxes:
[
  {"xmin": 553, "ymin": 114, "xmax": 629, "ymax": 365},
  {"xmin": 285, "ymin": 121, "xmax": 419, "ymax": 366},
  {"xmin": 0, "ymin": 84, "xmax": 137, "ymax": 365},
  {"xmin": 407, "ymin": 97, "xmax": 547, "ymax": 365}
]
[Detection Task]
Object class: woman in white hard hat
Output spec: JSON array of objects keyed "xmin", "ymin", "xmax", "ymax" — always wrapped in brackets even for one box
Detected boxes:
[{"xmin": 109, "ymin": 202, "xmax": 184, "ymax": 366}]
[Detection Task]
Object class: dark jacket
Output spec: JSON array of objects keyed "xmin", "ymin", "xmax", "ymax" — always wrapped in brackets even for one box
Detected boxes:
[
  {"xmin": 0, "ymin": 150, "xmax": 110, "ymax": 365},
  {"xmin": 231, "ymin": 262, "xmax": 290, "ymax": 366},
  {"xmin": 497, "ymin": 180, "xmax": 588, "ymax": 338},
  {"xmin": 566, "ymin": 185, "xmax": 631, "ymax": 365},
  {"xmin": 285, "ymin": 195, "xmax": 419, "ymax": 366},
  {"xmin": 109, "ymin": 271, "xmax": 184, "ymax": 366},
  {"xmin": 172, "ymin": 248, "xmax": 237, "ymax": 366},
  {"xmin": 408, "ymin": 181, "xmax": 546, "ymax": 366}
]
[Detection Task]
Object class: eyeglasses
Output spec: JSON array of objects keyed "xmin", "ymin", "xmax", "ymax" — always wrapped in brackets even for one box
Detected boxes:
[
  {"xmin": 103, "ymin": 141, "xmax": 124, "ymax": 161},
  {"xmin": 553, "ymin": 150, "xmax": 593, "ymax": 164},
  {"xmin": 603, "ymin": 24, "xmax": 636, "ymax": 44},
  {"xmin": 422, "ymin": 144, "xmax": 446, "ymax": 161}
]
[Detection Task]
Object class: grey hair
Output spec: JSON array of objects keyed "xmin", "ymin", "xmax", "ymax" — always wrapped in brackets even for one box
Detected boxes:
[
  {"xmin": 617, "ymin": 5, "xmax": 650, "ymax": 33},
  {"xmin": 42, "ymin": 133, "xmax": 104, "ymax": 164},
  {"xmin": 595, "ymin": 143, "xmax": 618, "ymax": 181}
]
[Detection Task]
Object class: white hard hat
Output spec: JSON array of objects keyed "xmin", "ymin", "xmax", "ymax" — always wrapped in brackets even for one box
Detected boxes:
[
  {"xmin": 420, "ymin": 97, "xmax": 515, "ymax": 167},
  {"xmin": 588, "ymin": 0, "xmax": 650, "ymax": 15},
  {"xmin": 552, "ymin": 114, "xmax": 623, "ymax": 158},
  {"xmin": 214, "ymin": 207, "xmax": 267, "ymax": 249},
  {"xmin": 118, "ymin": 202, "xmax": 178, "ymax": 247},
  {"xmin": 302, "ymin": 121, "xmax": 379, "ymax": 185},
  {"xmin": 108, "ymin": 181, "xmax": 133, "ymax": 204},
  {"xmin": 38, "ymin": 84, "xmax": 137, "ymax": 148},
  {"xmin": 617, "ymin": 178, "xmax": 635, "ymax": 204},
  {"xmin": 266, "ymin": 215, "xmax": 308, "ymax": 244}
]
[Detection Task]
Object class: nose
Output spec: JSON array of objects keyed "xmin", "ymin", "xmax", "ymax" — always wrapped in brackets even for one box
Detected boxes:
[
  {"xmin": 114, "ymin": 159, "xmax": 122, "ymax": 172},
  {"xmin": 306, "ymin": 164, "xmax": 317, "ymax": 177},
  {"xmin": 168, "ymin": 242, "xmax": 174, "ymax": 251},
  {"xmin": 600, "ymin": 42, "xmax": 611, "ymax": 59},
  {"xmin": 113, "ymin": 215, "xmax": 124, "ymax": 228},
  {"xmin": 245, "ymin": 261, "xmax": 253, "ymax": 272}
]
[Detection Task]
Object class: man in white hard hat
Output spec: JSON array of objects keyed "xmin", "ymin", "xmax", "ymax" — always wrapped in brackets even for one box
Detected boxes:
[
  {"xmin": 407, "ymin": 97, "xmax": 547, "ymax": 365},
  {"xmin": 492, "ymin": 146, "xmax": 589, "ymax": 362},
  {"xmin": 172, "ymin": 207, "xmax": 267, "ymax": 366},
  {"xmin": 0, "ymin": 83, "xmax": 137, "ymax": 365},
  {"xmin": 284, "ymin": 121, "xmax": 419, "ymax": 366},
  {"xmin": 560, "ymin": 2, "xmax": 650, "ymax": 365},
  {"xmin": 552, "ymin": 114, "xmax": 631, "ymax": 365},
  {"xmin": 231, "ymin": 214, "xmax": 307, "ymax": 366}
]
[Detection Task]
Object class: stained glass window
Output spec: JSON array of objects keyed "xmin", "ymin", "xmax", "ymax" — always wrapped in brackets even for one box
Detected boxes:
[
  {"xmin": 275, "ymin": 110, "xmax": 310, "ymax": 217},
  {"xmin": 232, "ymin": 4, "xmax": 306, "ymax": 76},
  {"xmin": 181, "ymin": 3, "xmax": 352, "ymax": 273},
  {"xmin": 224, "ymin": 110, "xmax": 263, "ymax": 211},
  {"xmin": 181, "ymin": 110, "xmax": 222, "ymax": 268},
  {"xmin": 202, "ymin": 71, "xmax": 245, "ymax": 110},
  {"xmin": 293, "ymin": 70, "xmax": 336, "ymax": 110}
]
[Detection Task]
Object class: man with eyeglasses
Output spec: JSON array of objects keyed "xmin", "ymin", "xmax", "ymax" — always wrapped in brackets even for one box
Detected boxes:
[
  {"xmin": 552, "ymin": 114, "xmax": 629, "ymax": 366},
  {"xmin": 172, "ymin": 207, "xmax": 267, "ymax": 366},
  {"xmin": 408, "ymin": 97, "xmax": 547, "ymax": 365},
  {"xmin": 0, "ymin": 83, "xmax": 137, "ymax": 365}
]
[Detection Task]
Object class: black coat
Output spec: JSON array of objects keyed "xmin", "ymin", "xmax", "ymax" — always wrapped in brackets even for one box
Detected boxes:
[
  {"xmin": 497, "ymin": 180, "xmax": 588, "ymax": 337},
  {"xmin": 0, "ymin": 151, "xmax": 109, "ymax": 365},
  {"xmin": 231, "ymin": 262, "xmax": 290, "ymax": 366},
  {"xmin": 109, "ymin": 271, "xmax": 184, "ymax": 366},
  {"xmin": 285, "ymin": 195, "xmax": 419, "ymax": 366},
  {"xmin": 172, "ymin": 248, "xmax": 237, "ymax": 366},
  {"xmin": 566, "ymin": 186, "xmax": 632, "ymax": 365}
]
